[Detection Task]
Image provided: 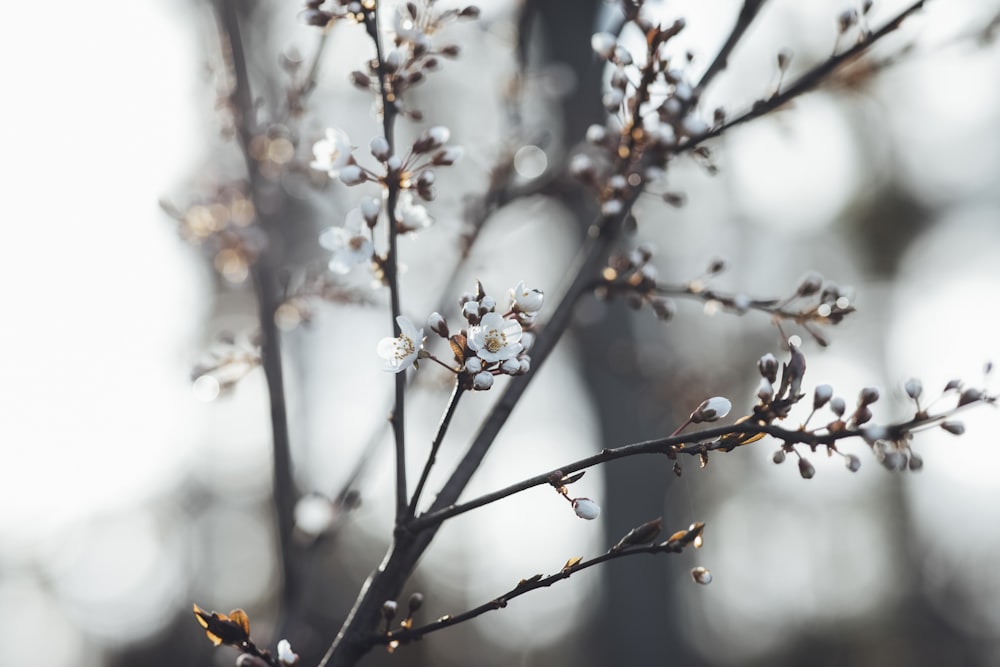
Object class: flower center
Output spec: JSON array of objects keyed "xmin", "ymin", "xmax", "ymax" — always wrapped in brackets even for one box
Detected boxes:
[
  {"xmin": 484, "ymin": 330, "xmax": 505, "ymax": 353},
  {"xmin": 395, "ymin": 335, "xmax": 415, "ymax": 359}
]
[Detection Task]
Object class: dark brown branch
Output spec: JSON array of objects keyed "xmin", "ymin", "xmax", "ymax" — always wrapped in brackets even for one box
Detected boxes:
[
  {"xmin": 215, "ymin": 0, "xmax": 298, "ymax": 608},
  {"xmin": 696, "ymin": 0, "xmax": 769, "ymax": 91},
  {"xmin": 378, "ymin": 523, "xmax": 704, "ymax": 645},
  {"xmin": 407, "ymin": 384, "xmax": 465, "ymax": 518},
  {"xmin": 413, "ymin": 394, "xmax": 992, "ymax": 530},
  {"xmin": 678, "ymin": 0, "xmax": 928, "ymax": 152}
]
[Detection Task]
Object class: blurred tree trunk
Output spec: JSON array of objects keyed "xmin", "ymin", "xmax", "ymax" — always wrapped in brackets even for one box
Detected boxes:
[{"xmin": 525, "ymin": 1, "xmax": 699, "ymax": 664}]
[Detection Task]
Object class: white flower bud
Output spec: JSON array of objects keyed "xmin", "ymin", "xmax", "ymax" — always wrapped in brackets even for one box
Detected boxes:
[
  {"xmin": 681, "ymin": 115, "xmax": 707, "ymax": 137},
  {"xmin": 385, "ymin": 49, "xmax": 406, "ymax": 72},
  {"xmin": 757, "ymin": 377, "xmax": 774, "ymax": 402},
  {"xmin": 510, "ymin": 281, "xmax": 544, "ymax": 314},
  {"xmin": 462, "ymin": 300, "xmax": 479, "ymax": 321},
  {"xmin": 433, "ymin": 146, "xmax": 464, "ymax": 165},
  {"xmin": 673, "ymin": 81, "xmax": 693, "ymax": 102},
  {"xmin": 830, "ymin": 396, "xmax": 846, "ymax": 417},
  {"xmin": 613, "ymin": 45, "xmax": 632, "ymax": 66},
  {"xmin": 464, "ymin": 356, "xmax": 483, "ymax": 374},
  {"xmin": 369, "ymin": 136, "xmax": 391, "ymax": 161},
  {"xmin": 813, "ymin": 384, "xmax": 833, "ymax": 410},
  {"xmin": 501, "ymin": 358, "xmax": 520, "ymax": 375},
  {"xmin": 518, "ymin": 357, "xmax": 531, "ymax": 374},
  {"xmin": 904, "ymin": 378, "xmax": 923, "ymax": 400},
  {"xmin": 572, "ymin": 497, "xmax": 601, "ymax": 520},
  {"xmin": 472, "ymin": 370, "xmax": 494, "ymax": 390},
  {"xmin": 692, "ymin": 396, "xmax": 732, "ymax": 423},
  {"xmin": 601, "ymin": 198, "xmax": 624, "ymax": 217},
  {"xmin": 586, "ymin": 124, "xmax": 607, "ymax": 144},
  {"xmin": 940, "ymin": 420, "xmax": 965, "ymax": 435},
  {"xmin": 360, "ymin": 196, "xmax": 381, "ymax": 224},
  {"xmin": 428, "ymin": 311, "xmax": 448, "ymax": 337},
  {"xmin": 338, "ymin": 165, "xmax": 366, "ymax": 186},
  {"xmin": 569, "ymin": 153, "xmax": 595, "ymax": 178},
  {"xmin": 479, "ymin": 295, "xmax": 496, "ymax": 312},
  {"xmin": 603, "ymin": 88, "xmax": 624, "ymax": 111},
  {"xmin": 798, "ymin": 457, "xmax": 815, "ymax": 479},
  {"xmin": 428, "ymin": 125, "xmax": 450, "ymax": 146},
  {"xmin": 845, "ymin": 454, "xmax": 861, "ymax": 472},
  {"xmin": 690, "ymin": 566, "xmax": 713, "ymax": 585},
  {"xmin": 277, "ymin": 639, "xmax": 299, "ymax": 666},
  {"xmin": 387, "ymin": 155, "xmax": 402, "ymax": 171},
  {"xmin": 591, "ymin": 32, "xmax": 617, "ymax": 59}
]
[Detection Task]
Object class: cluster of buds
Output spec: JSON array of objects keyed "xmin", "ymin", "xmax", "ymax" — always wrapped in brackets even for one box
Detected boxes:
[
  {"xmin": 569, "ymin": 5, "xmax": 715, "ymax": 220},
  {"xmin": 771, "ymin": 271, "xmax": 856, "ymax": 347},
  {"xmin": 161, "ymin": 186, "xmax": 263, "ymax": 284},
  {"xmin": 335, "ymin": 1, "xmax": 481, "ymax": 119},
  {"xmin": 594, "ymin": 245, "xmax": 675, "ymax": 320},
  {"xmin": 311, "ymin": 125, "xmax": 462, "ymax": 202},
  {"xmin": 425, "ymin": 281, "xmax": 542, "ymax": 390}
]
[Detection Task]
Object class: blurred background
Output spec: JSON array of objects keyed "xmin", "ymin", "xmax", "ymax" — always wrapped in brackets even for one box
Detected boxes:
[{"xmin": 2, "ymin": 0, "xmax": 1000, "ymax": 665}]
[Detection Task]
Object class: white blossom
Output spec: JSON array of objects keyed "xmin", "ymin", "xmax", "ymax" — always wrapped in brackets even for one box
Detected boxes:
[
  {"xmin": 277, "ymin": 639, "xmax": 299, "ymax": 666},
  {"xmin": 509, "ymin": 280, "xmax": 544, "ymax": 314},
  {"xmin": 311, "ymin": 128, "xmax": 353, "ymax": 175},
  {"xmin": 591, "ymin": 32, "xmax": 617, "ymax": 59},
  {"xmin": 467, "ymin": 312, "xmax": 523, "ymax": 363},
  {"xmin": 397, "ymin": 191, "xmax": 433, "ymax": 231},
  {"xmin": 320, "ymin": 208, "xmax": 373, "ymax": 274},
  {"xmin": 376, "ymin": 316, "xmax": 424, "ymax": 373}
]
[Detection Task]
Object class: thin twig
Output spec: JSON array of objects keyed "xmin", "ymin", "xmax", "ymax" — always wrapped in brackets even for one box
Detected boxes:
[
  {"xmin": 407, "ymin": 384, "xmax": 465, "ymax": 518},
  {"xmin": 696, "ymin": 0, "xmax": 769, "ymax": 92},
  {"xmin": 364, "ymin": 0, "xmax": 408, "ymax": 524},
  {"xmin": 378, "ymin": 523, "xmax": 704, "ymax": 645},
  {"xmin": 678, "ymin": 0, "xmax": 928, "ymax": 152}
]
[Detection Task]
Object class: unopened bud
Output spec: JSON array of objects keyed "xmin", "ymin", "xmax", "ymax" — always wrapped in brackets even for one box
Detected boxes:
[
  {"xmin": 813, "ymin": 384, "xmax": 833, "ymax": 410},
  {"xmin": 369, "ymin": 136, "xmax": 391, "ymax": 161},
  {"xmin": 360, "ymin": 196, "xmax": 381, "ymax": 225},
  {"xmin": 472, "ymin": 370, "xmax": 494, "ymax": 390},
  {"xmin": 940, "ymin": 421, "xmax": 965, "ymax": 435},
  {"xmin": 428, "ymin": 311, "xmax": 448, "ymax": 338},
  {"xmin": 798, "ymin": 457, "xmax": 815, "ymax": 479},
  {"xmin": 590, "ymin": 32, "xmax": 617, "ymax": 59},
  {"xmin": 758, "ymin": 378, "xmax": 775, "ymax": 403},
  {"xmin": 585, "ymin": 124, "xmax": 607, "ymax": 144},
  {"xmin": 796, "ymin": 271, "xmax": 824, "ymax": 297},
  {"xmin": 758, "ymin": 353, "xmax": 779, "ymax": 383},
  {"xmin": 845, "ymin": 454, "xmax": 861, "ymax": 472},
  {"xmin": 651, "ymin": 297, "xmax": 676, "ymax": 321},
  {"xmin": 382, "ymin": 600, "xmax": 398, "ymax": 621},
  {"xmin": 407, "ymin": 592, "xmax": 425, "ymax": 613},
  {"xmin": 908, "ymin": 453, "xmax": 924, "ymax": 470},
  {"xmin": 338, "ymin": 165, "xmax": 367, "ymax": 186},
  {"xmin": 829, "ymin": 396, "xmax": 846, "ymax": 417},
  {"xmin": 859, "ymin": 387, "xmax": 880, "ymax": 405},
  {"xmin": 904, "ymin": 378, "xmax": 923, "ymax": 400},
  {"xmin": 692, "ymin": 396, "xmax": 732, "ymax": 423},
  {"xmin": 572, "ymin": 497, "xmax": 601, "ymax": 520},
  {"xmin": 277, "ymin": 639, "xmax": 300, "ymax": 666},
  {"xmin": 690, "ymin": 566, "xmax": 713, "ymax": 585},
  {"xmin": 772, "ymin": 448, "xmax": 786, "ymax": 464}
]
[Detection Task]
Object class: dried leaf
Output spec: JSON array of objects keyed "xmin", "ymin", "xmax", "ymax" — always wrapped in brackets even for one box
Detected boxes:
[{"xmin": 192, "ymin": 603, "xmax": 251, "ymax": 647}]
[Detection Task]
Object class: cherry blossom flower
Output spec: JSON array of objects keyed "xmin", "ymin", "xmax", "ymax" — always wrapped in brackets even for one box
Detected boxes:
[
  {"xmin": 311, "ymin": 128, "xmax": 353, "ymax": 176},
  {"xmin": 320, "ymin": 208, "xmax": 373, "ymax": 274},
  {"xmin": 377, "ymin": 316, "xmax": 424, "ymax": 373},
  {"xmin": 397, "ymin": 191, "xmax": 433, "ymax": 231},
  {"xmin": 467, "ymin": 312, "xmax": 523, "ymax": 363},
  {"xmin": 509, "ymin": 281, "xmax": 544, "ymax": 314}
]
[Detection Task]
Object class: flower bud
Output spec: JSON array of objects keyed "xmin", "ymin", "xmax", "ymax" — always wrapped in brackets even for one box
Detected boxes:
[
  {"xmin": 858, "ymin": 386, "xmax": 880, "ymax": 405},
  {"xmin": 758, "ymin": 353, "xmax": 778, "ymax": 383},
  {"xmin": 908, "ymin": 453, "xmax": 924, "ymax": 471},
  {"xmin": 798, "ymin": 457, "xmax": 815, "ymax": 479},
  {"xmin": 904, "ymin": 378, "xmax": 923, "ymax": 400},
  {"xmin": 360, "ymin": 196, "xmax": 381, "ymax": 225},
  {"xmin": 585, "ymin": 124, "xmax": 607, "ymax": 144},
  {"xmin": 651, "ymin": 297, "xmax": 676, "ymax": 322},
  {"xmin": 590, "ymin": 32, "xmax": 617, "ymax": 59},
  {"xmin": 472, "ymin": 370, "xmax": 494, "ymax": 390},
  {"xmin": 407, "ymin": 592, "xmax": 425, "ymax": 613},
  {"xmin": 772, "ymin": 448, "xmax": 786, "ymax": 464},
  {"xmin": 501, "ymin": 358, "xmax": 520, "ymax": 375},
  {"xmin": 692, "ymin": 396, "xmax": 732, "ymax": 423},
  {"xmin": 277, "ymin": 639, "xmax": 300, "ymax": 666},
  {"xmin": 464, "ymin": 357, "xmax": 483, "ymax": 374},
  {"xmin": 829, "ymin": 396, "xmax": 846, "ymax": 417},
  {"xmin": 338, "ymin": 165, "xmax": 366, "ymax": 186},
  {"xmin": 940, "ymin": 420, "xmax": 965, "ymax": 435},
  {"xmin": 382, "ymin": 600, "xmax": 398, "ymax": 621},
  {"xmin": 369, "ymin": 136, "xmax": 391, "ymax": 161},
  {"xmin": 572, "ymin": 497, "xmax": 601, "ymax": 520},
  {"xmin": 845, "ymin": 454, "xmax": 861, "ymax": 472},
  {"xmin": 796, "ymin": 271, "xmax": 823, "ymax": 296},
  {"xmin": 690, "ymin": 566, "xmax": 712, "ymax": 585},
  {"xmin": 813, "ymin": 384, "xmax": 833, "ymax": 410},
  {"xmin": 428, "ymin": 311, "xmax": 448, "ymax": 338}
]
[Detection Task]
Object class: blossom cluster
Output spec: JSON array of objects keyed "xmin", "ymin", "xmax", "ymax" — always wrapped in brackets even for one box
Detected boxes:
[
  {"xmin": 376, "ymin": 281, "xmax": 544, "ymax": 390},
  {"xmin": 310, "ymin": 125, "xmax": 462, "ymax": 274}
]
